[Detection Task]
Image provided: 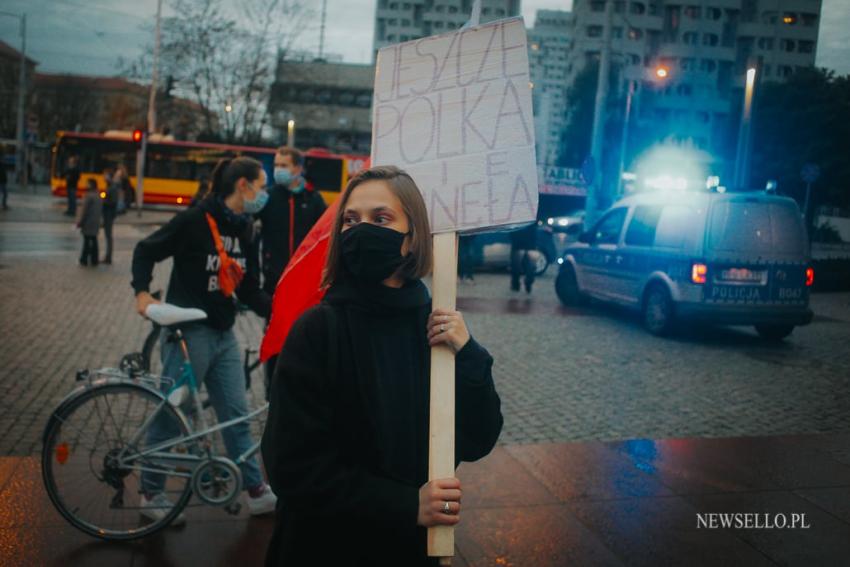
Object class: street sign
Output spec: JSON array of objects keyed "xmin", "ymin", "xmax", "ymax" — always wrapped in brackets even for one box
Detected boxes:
[
  {"xmin": 538, "ymin": 165, "xmax": 587, "ymax": 196},
  {"xmin": 372, "ymin": 17, "xmax": 538, "ymax": 233},
  {"xmin": 801, "ymin": 163, "xmax": 820, "ymax": 184}
]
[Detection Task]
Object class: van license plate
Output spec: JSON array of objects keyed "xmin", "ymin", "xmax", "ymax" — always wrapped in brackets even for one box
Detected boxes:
[{"xmin": 719, "ymin": 268, "xmax": 766, "ymax": 283}]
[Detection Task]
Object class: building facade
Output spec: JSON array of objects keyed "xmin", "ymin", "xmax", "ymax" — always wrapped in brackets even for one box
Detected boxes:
[
  {"xmin": 268, "ymin": 58, "xmax": 374, "ymax": 153},
  {"xmin": 31, "ymin": 74, "xmax": 211, "ymax": 142},
  {"xmin": 566, "ymin": 0, "xmax": 822, "ymax": 174},
  {"xmin": 373, "ymin": 0, "xmax": 521, "ymax": 58},
  {"xmin": 528, "ymin": 10, "xmax": 573, "ymax": 166}
]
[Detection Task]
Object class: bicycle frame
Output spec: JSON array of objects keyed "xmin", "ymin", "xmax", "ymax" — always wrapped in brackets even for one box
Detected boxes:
[{"xmin": 111, "ymin": 328, "xmax": 269, "ymax": 482}]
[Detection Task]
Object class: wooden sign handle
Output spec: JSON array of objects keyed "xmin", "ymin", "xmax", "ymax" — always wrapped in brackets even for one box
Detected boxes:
[{"xmin": 428, "ymin": 232, "xmax": 458, "ymax": 563}]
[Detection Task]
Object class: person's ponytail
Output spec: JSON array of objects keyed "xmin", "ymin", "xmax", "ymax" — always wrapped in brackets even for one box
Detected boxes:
[{"xmin": 209, "ymin": 157, "xmax": 262, "ymax": 199}]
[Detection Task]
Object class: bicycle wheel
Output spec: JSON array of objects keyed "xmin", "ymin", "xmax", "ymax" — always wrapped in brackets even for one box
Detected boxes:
[{"xmin": 42, "ymin": 382, "xmax": 195, "ymax": 540}]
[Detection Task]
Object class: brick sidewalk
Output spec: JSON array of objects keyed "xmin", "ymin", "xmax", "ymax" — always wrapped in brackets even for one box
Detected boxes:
[{"xmin": 2, "ymin": 433, "xmax": 849, "ymax": 566}]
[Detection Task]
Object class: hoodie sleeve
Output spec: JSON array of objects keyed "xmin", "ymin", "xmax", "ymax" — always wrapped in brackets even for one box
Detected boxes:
[
  {"xmin": 454, "ymin": 336, "xmax": 503, "ymax": 463},
  {"xmin": 262, "ymin": 307, "xmax": 420, "ymax": 527},
  {"xmin": 131, "ymin": 211, "xmax": 188, "ymax": 294}
]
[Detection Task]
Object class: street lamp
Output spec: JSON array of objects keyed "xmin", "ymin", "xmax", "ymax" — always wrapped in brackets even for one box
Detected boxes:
[
  {"xmin": 616, "ymin": 66, "xmax": 671, "ymax": 196},
  {"xmin": 733, "ymin": 67, "xmax": 757, "ymax": 189},
  {"xmin": 224, "ymin": 103, "xmax": 233, "ymax": 113},
  {"xmin": 287, "ymin": 119, "xmax": 295, "ymax": 147}
]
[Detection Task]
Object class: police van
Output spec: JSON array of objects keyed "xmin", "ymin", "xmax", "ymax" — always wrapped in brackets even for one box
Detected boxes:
[{"xmin": 555, "ymin": 190, "xmax": 814, "ymax": 340}]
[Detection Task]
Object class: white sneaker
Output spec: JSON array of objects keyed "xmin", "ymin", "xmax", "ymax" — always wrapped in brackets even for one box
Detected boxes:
[
  {"xmin": 140, "ymin": 492, "xmax": 187, "ymax": 526},
  {"xmin": 247, "ymin": 483, "xmax": 277, "ymax": 516}
]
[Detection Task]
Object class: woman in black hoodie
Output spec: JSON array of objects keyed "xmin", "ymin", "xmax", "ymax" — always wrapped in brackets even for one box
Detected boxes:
[
  {"xmin": 132, "ymin": 157, "xmax": 278, "ymax": 521},
  {"xmin": 262, "ymin": 166, "xmax": 503, "ymax": 566}
]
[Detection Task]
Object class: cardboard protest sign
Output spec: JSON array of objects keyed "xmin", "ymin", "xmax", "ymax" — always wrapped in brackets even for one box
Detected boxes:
[{"xmin": 371, "ymin": 17, "xmax": 539, "ymax": 233}]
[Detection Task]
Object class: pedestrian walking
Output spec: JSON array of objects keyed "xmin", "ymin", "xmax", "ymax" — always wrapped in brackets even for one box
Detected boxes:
[
  {"xmin": 256, "ymin": 146, "xmax": 326, "ymax": 398},
  {"xmin": 64, "ymin": 155, "xmax": 81, "ymax": 216},
  {"xmin": 77, "ymin": 179, "xmax": 102, "ymax": 267},
  {"xmin": 458, "ymin": 234, "xmax": 476, "ymax": 284},
  {"xmin": 261, "ymin": 165, "xmax": 503, "ymax": 567},
  {"xmin": 510, "ymin": 222, "xmax": 538, "ymax": 294},
  {"xmin": 116, "ymin": 164, "xmax": 134, "ymax": 213},
  {"xmin": 0, "ymin": 160, "xmax": 8, "ymax": 211},
  {"xmin": 101, "ymin": 167, "xmax": 122, "ymax": 264},
  {"xmin": 132, "ymin": 156, "xmax": 277, "ymax": 524}
]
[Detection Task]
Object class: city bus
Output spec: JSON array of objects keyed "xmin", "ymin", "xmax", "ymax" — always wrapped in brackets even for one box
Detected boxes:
[{"xmin": 51, "ymin": 131, "xmax": 367, "ymax": 206}]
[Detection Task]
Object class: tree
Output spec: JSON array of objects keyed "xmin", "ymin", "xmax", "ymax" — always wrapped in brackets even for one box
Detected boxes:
[
  {"xmin": 558, "ymin": 61, "xmax": 598, "ymax": 168},
  {"xmin": 750, "ymin": 68, "xmax": 850, "ymax": 211},
  {"xmin": 123, "ymin": 0, "xmax": 312, "ymax": 144}
]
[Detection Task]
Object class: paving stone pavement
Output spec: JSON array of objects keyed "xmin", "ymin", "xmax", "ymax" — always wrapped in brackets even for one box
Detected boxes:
[{"xmin": 1, "ymin": 200, "xmax": 849, "ymax": 456}]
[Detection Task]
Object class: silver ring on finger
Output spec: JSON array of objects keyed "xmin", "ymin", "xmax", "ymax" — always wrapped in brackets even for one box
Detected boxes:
[
  {"xmin": 442, "ymin": 501, "xmax": 451, "ymax": 514},
  {"xmin": 440, "ymin": 324, "xmax": 446, "ymax": 333}
]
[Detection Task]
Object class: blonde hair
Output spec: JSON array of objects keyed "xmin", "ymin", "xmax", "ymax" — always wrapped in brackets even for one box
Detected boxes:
[{"xmin": 321, "ymin": 166, "xmax": 432, "ymax": 288}]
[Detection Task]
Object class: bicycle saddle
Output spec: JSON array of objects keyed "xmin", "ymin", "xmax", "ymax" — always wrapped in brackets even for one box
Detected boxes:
[{"xmin": 145, "ymin": 303, "xmax": 208, "ymax": 326}]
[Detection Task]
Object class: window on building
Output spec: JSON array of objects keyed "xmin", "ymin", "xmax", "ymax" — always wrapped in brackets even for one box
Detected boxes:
[
  {"xmin": 706, "ymin": 7, "xmax": 722, "ymax": 20},
  {"xmin": 388, "ymin": 18, "xmax": 397, "ymax": 25},
  {"xmin": 762, "ymin": 11, "xmax": 777, "ymax": 24},
  {"xmin": 684, "ymin": 5, "xmax": 701, "ymax": 19},
  {"xmin": 434, "ymin": 21, "xmax": 443, "ymax": 28},
  {"xmin": 801, "ymin": 12, "xmax": 818, "ymax": 26},
  {"xmin": 757, "ymin": 37, "xmax": 774, "ymax": 50},
  {"xmin": 780, "ymin": 39, "xmax": 796, "ymax": 52},
  {"xmin": 683, "ymin": 32, "xmax": 698, "ymax": 45},
  {"xmin": 700, "ymin": 59, "xmax": 717, "ymax": 72},
  {"xmin": 387, "ymin": 34, "xmax": 396, "ymax": 41},
  {"xmin": 631, "ymin": 2, "xmax": 646, "ymax": 15},
  {"xmin": 389, "ymin": 2, "xmax": 398, "ymax": 8},
  {"xmin": 677, "ymin": 83, "xmax": 693, "ymax": 96},
  {"xmin": 402, "ymin": 2, "xmax": 411, "ymax": 9},
  {"xmin": 587, "ymin": 25, "xmax": 603, "ymax": 38},
  {"xmin": 762, "ymin": 64, "xmax": 771, "ymax": 77},
  {"xmin": 782, "ymin": 12, "xmax": 797, "ymax": 25},
  {"xmin": 703, "ymin": 33, "xmax": 719, "ymax": 46},
  {"xmin": 629, "ymin": 28, "xmax": 643, "ymax": 40},
  {"xmin": 590, "ymin": 1, "xmax": 605, "ymax": 12},
  {"xmin": 680, "ymin": 57, "xmax": 695, "ymax": 70},
  {"xmin": 448, "ymin": 5, "xmax": 457, "ymax": 13},
  {"xmin": 778, "ymin": 65, "xmax": 793, "ymax": 78},
  {"xmin": 612, "ymin": 26, "xmax": 623, "ymax": 39},
  {"xmin": 435, "ymin": 5, "xmax": 444, "ymax": 12},
  {"xmin": 482, "ymin": 7, "xmax": 490, "ymax": 15},
  {"xmin": 697, "ymin": 111, "xmax": 710, "ymax": 123},
  {"xmin": 798, "ymin": 40, "xmax": 814, "ymax": 54},
  {"xmin": 401, "ymin": 19, "xmax": 410, "ymax": 26}
]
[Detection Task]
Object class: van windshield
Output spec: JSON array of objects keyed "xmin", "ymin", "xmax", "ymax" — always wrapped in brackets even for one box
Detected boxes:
[{"xmin": 707, "ymin": 200, "xmax": 805, "ymax": 256}]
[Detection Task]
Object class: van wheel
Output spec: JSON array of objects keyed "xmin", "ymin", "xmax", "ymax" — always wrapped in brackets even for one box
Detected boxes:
[
  {"xmin": 555, "ymin": 265, "xmax": 585, "ymax": 306},
  {"xmin": 755, "ymin": 324, "xmax": 794, "ymax": 341},
  {"xmin": 642, "ymin": 284, "xmax": 675, "ymax": 336}
]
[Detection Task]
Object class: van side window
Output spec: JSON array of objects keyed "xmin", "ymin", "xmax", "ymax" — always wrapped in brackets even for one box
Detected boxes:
[
  {"xmin": 655, "ymin": 205, "xmax": 698, "ymax": 249},
  {"xmin": 593, "ymin": 208, "xmax": 628, "ymax": 244},
  {"xmin": 625, "ymin": 205, "xmax": 662, "ymax": 246}
]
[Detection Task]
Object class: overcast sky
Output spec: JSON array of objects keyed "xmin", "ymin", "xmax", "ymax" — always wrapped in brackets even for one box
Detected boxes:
[{"xmin": 1, "ymin": 0, "xmax": 848, "ymax": 76}]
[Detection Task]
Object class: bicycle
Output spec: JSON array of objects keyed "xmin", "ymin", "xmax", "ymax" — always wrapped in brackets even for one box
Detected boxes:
[
  {"xmin": 41, "ymin": 303, "xmax": 269, "ymax": 540},
  {"xmin": 120, "ymin": 291, "xmax": 263, "ymax": 395}
]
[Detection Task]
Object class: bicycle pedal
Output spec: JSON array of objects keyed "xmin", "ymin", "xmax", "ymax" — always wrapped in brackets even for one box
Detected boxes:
[{"xmin": 224, "ymin": 501, "xmax": 242, "ymax": 516}]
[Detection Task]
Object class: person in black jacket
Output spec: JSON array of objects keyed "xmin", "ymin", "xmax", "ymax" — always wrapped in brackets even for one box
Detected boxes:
[
  {"xmin": 64, "ymin": 155, "xmax": 81, "ymax": 216},
  {"xmin": 261, "ymin": 165, "xmax": 503, "ymax": 567},
  {"xmin": 257, "ymin": 146, "xmax": 326, "ymax": 397},
  {"xmin": 132, "ymin": 156, "xmax": 278, "ymax": 523}
]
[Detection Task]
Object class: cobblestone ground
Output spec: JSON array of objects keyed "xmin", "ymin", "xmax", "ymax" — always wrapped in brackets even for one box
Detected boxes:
[{"xmin": 1, "ymin": 196, "xmax": 849, "ymax": 455}]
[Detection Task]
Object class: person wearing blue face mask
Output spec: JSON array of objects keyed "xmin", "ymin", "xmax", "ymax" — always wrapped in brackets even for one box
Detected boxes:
[
  {"xmin": 132, "ymin": 157, "xmax": 277, "ymax": 523},
  {"xmin": 256, "ymin": 146, "xmax": 326, "ymax": 398}
]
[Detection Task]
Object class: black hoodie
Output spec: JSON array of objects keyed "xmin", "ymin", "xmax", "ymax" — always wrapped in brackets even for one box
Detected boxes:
[
  {"xmin": 261, "ymin": 273, "xmax": 503, "ymax": 567},
  {"xmin": 131, "ymin": 197, "xmax": 271, "ymax": 330}
]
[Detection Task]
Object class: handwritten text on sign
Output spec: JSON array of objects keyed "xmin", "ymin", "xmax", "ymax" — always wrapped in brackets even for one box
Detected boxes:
[{"xmin": 372, "ymin": 18, "xmax": 538, "ymax": 233}]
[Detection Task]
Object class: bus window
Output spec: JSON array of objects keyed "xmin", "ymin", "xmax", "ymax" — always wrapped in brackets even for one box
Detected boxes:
[{"xmin": 304, "ymin": 156, "xmax": 343, "ymax": 193}]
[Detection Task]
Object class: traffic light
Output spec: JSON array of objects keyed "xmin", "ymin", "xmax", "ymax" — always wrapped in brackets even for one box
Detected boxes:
[{"xmin": 132, "ymin": 129, "xmax": 144, "ymax": 144}]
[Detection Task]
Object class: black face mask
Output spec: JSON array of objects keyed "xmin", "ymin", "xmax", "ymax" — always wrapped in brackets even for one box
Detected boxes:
[{"xmin": 341, "ymin": 223, "xmax": 410, "ymax": 284}]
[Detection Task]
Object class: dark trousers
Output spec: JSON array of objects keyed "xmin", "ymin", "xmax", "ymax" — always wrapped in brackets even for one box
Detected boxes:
[
  {"xmin": 66, "ymin": 185, "xmax": 77, "ymax": 214},
  {"xmin": 80, "ymin": 235, "xmax": 98, "ymax": 266},
  {"xmin": 102, "ymin": 209, "xmax": 116, "ymax": 261},
  {"xmin": 510, "ymin": 248, "xmax": 535, "ymax": 290}
]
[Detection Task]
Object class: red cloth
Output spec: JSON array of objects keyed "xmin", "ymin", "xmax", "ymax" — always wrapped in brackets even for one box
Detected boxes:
[{"xmin": 259, "ymin": 200, "xmax": 337, "ymax": 362}]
